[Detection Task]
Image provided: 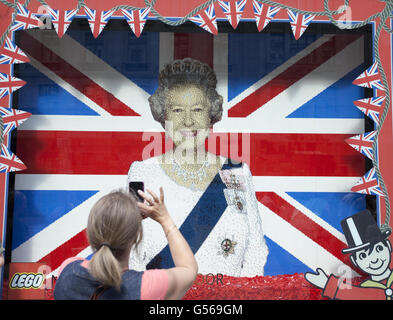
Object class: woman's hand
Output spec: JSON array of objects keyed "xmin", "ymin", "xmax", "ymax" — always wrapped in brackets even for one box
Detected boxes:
[{"xmin": 137, "ymin": 187, "xmax": 171, "ymax": 225}]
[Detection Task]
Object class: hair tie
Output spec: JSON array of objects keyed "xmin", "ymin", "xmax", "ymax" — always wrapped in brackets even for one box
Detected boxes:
[{"xmin": 98, "ymin": 243, "xmax": 112, "ymax": 251}]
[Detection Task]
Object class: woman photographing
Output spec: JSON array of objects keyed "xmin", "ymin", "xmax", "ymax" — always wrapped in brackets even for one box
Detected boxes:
[{"xmin": 54, "ymin": 188, "xmax": 197, "ymax": 300}]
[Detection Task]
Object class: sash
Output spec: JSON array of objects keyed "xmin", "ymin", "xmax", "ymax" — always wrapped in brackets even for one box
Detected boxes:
[{"xmin": 146, "ymin": 160, "xmax": 242, "ymax": 269}]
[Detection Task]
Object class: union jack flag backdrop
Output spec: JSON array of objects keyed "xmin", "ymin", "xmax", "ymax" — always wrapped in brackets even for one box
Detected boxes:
[{"xmin": 9, "ymin": 21, "xmax": 371, "ymax": 278}]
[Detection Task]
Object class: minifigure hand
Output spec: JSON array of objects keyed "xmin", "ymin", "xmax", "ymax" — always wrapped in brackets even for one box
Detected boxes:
[{"xmin": 304, "ymin": 268, "xmax": 328, "ymax": 289}]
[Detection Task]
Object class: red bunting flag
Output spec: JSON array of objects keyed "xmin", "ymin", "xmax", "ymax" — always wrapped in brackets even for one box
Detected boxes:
[
  {"xmin": 0, "ymin": 36, "xmax": 29, "ymax": 64},
  {"xmin": 46, "ymin": 7, "xmax": 78, "ymax": 38},
  {"xmin": 83, "ymin": 6, "xmax": 115, "ymax": 38},
  {"xmin": 351, "ymin": 168, "xmax": 384, "ymax": 196},
  {"xmin": 353, "ymin": 61, "xmax": 385, "ymax": 91},
  {"xmin": 218, "ymin": 0, "xmax": 247, "ymax": 29},
  {"xmin": 345, "ymin": 131, "xmax": 376, "ymax": 160},
  {"xmin": 0, "ymin": 144, "xmax": 26, "ymax": 173},
  {"xmin": 189, "ymin": 3, "xmax": 218, "ymax": 35},
  {"xmin": 252, "ymin": 0, "xmax": 280, "ymax": 31},
  {"xmin": 120, "ymin": 7, "xmax": 151, "ymax": 38},
  {"xmin": 287, "ymin": 9, "xmax": 315, "ymax": 40},
  {"xmin": 353, "ymin": 96, "xmax": 384, "ymax": 126},
  {"xmin": 0, "ymin": 107, "xmax": 31, "ymax": 137},
  {"xmin": 9, "ymin": 2, "xmax": 41, "ymax": 32}
]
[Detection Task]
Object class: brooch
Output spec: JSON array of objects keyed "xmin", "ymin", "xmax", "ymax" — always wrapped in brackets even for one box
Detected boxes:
[
  {"xmin": 224, "ymin": 188, "xmax": 247, "ymax": 214},
  {"xmin": 219, "ymin": 238, "xmax": 238, "ymax": 258}
]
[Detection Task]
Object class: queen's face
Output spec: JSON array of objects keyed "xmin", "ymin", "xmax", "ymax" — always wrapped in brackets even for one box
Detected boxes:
[{"xmin": 165, "ymin": 84, "xmax": 211, "ymax": 150}]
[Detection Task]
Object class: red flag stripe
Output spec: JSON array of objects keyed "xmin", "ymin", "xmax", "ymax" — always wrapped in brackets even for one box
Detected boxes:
[
  {"xmin": 37, "ymin": 229, "xmax": 89, "ymax": 272},
  {"xmin": 227, "ymin": 34, "xmax": 363, "ymax": 118},
  {"xmin": 256, "ymin": 192, "xmax": 355, "ymax": 270},
  {"xmin": 16, "ymin": 131, "xmax": 365, "ymax": 176},
  {"xmin": 17, "ymin": 30, "xmax": 140, "ymax": 116}
]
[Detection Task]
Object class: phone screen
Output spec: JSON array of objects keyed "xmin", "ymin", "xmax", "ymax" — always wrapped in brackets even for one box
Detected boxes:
[{"xmin": 129, "ymin": 181, "xmax": 144, "ymax": 202}]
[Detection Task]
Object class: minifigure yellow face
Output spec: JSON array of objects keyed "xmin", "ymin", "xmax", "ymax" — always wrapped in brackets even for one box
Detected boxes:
[{"xmin": 165, "ymin": 84, "xmax": 211, "ymax": 150}]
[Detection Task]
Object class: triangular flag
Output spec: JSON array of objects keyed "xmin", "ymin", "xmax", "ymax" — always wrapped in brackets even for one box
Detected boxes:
[
  {"xmin": 83, "ymin": 6, "xmax": 115, "ymax": 38},
  {"xmin": 218, "ymin": 0, "xmax": 247, "ymax": 29},
  {"xmin": 353, "ymin": 61, "xmax": 385, "ymax": 91},
  {"xmin": 189, "ymin": 3, "xmax": 218, "ymax": 35},
  {"xmin": 0, "ymin": 107, "xmax": 31, "ymax": 137},
  {"xmin": 0, "ymin": 72, "xmax": 26, "ymax": 99},
  {"xmin": 0, "ymin": 144, "xmax": 26, "ymax": 173},
  {"xmin": 287, "ymin": 9, "xmax": 315, "ymax": 40},
  {"xmin": 120, "ymin": 7, "xmax": 151, "ymax": 38},
  {"xmin": 46, "ymin": 7, "xmax": 78, "ymax": 38},
  {"xmin": 345, "ymin": 131, "xmax": 376, "ymax": 160},
  {"xmin": 0, "ymin": 36, "xmax": 29, "ymax": 64},
  {"xmin": 353, "ymin": 96, "xmax": 385, "ymax": 126},
  {"xmin": 351, "ymin": 167, "xmax": 384, "ymax": 196},
  {"xmin": 9, "ymin": 2, "xmax": 41, "ymax": 32},
  {"xmin": 252, "ymin": 0, "xmax": 280, "ymax": 31}
]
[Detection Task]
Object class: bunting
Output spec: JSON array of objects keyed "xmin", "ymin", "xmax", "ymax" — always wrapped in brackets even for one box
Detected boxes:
[
  {"xmin": 353, "ymin": 96, "xmax": 385, "ymax": 126},
  {"xmin": 46, "ymin": 7, "xmax": 78, "ymax": 38},
  {"xmin": 0, "ymin": 107, "xmax": 31, "ymax": 137},
  {"xmin": 351, "ymin": 168, "xmax": 384, "ymax": 196},
  {"xmin": 345, "ymin": 131, "xmax": 376, "ymax": 160},
  {"xmin": 287, "ymin": 9, "xmax": 315, "ymax": 40},
  {"xmin": 252, "ymin": 0, "xmax": 280, "ymax": 31},
  {"xmin": 218, "ymin": 0, "xmax": 247, "ymax": 29},
  {"xmin": 120, "ymin": 7, "xmax": 151, "ymax": 38},
  {"xmin": 9, "ymin": 2, "xmax": 41, "ymax": 32},
  {"xmin": 0, "ymin": 144, "xmax": 26, "ymax": 173},
  {"xmin": 189, "ymin": 3, "xmax": 218, "ymax": 35},
  {"xmin": 83, "ymin": 6, "xmax": 115, "ymax": 38},
  {"xmin": 0, "ymin": 72, "xmax": 26, "ymax": 99},
  {"xmin": 0, "ymin": 36, "xmax": 29, "ymax": 64},
  {"xmin": 352, "ymin": 61, "xmax": 385, "ymax": 91}
]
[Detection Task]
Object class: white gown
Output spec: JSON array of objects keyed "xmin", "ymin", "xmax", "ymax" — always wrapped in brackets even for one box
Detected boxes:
[{"xmin": 127, "ymin": 156, "xmax": 269, "ymax": 277}]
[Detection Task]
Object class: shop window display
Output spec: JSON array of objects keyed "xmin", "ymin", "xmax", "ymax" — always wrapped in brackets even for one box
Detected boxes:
[{"xmin": 0, "ymin": 0, "xmax": 391, "ymax": 301}]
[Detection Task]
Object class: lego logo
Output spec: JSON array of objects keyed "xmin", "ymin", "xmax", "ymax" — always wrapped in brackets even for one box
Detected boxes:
[{"xmin": 9, "ymin": 273, "xmax": 44, "ymax": 289}]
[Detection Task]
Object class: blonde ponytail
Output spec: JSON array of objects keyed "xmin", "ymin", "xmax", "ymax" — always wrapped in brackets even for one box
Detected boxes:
[
  {"xmin": 89, "ymin": 245, "xmax": 123, "ymax": 289},
  {"xmin": 87, "ymin": 190, "xmax": 143, "ymax": 290}
]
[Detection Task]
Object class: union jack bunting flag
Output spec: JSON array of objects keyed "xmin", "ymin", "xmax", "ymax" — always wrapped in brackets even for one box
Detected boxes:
[
  {"xmin": 11, "ymin": 27, "xmax": 368, "ymax": 278},
  {"xmin": 46, "ymin": 8, "xmax": 78, "ymax": 38},
  {"xmin": 217, "ymin": 0, "xmax": 247, "ymax": 29},
  {"xmin": 189, "ymin": 3, "xmax": 218, "ymax": 35},
  {"xmin": 0, "ymin": 72, "xmax": 26, "ymax": 99},
  {"xmin": 345, "ymin": 131, "xmax": 376, "ymax": 160},
  {"xmin": 287, "ymin": 9, "xmax": 315, "ymax": 40},
  {"xmin": 353, "ymin": 96, "xmax": 385, "ymax": 126},
  {"xmin": 0, "ymin": 107, "xmax": 31, "ymax": 137},
  {"xmin": 0, "ymin": 36, "xmax": 29, "ymax": 64},
  {"xmin": 9, "ymin": 2, "xmax": 41, "ymax": 32},
  {"xmin": 0, "ymin": 144, "xmax": 26, "ymax": 173},
  {"xmin": 252, "ymin": 0, "xmax": 280, "ymax": 32},
  {"xmin": 352, "ymin": 61, "xmax": 385, "ymax": 91},
  {"xmin": 351, "ymin": 168, "xmax": 384, "ymax": 196},
  {"xmin": 83, "ymin": 6, "xmax": 115, "ymax": 38},
  {"xmin": 120, "ymin": 8, "xmax": 151, "ymax": 38}
]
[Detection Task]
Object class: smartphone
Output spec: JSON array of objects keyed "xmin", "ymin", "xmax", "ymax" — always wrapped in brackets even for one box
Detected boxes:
[{"xmin": 129, "ymin": 181, "xmax": 144, "ymax": 202}]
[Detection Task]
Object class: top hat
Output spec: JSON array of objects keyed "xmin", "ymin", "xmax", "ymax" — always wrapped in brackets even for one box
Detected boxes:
[{"xmin": 341, "ymin": 209, "xmax": 391, "ymax": 254}]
